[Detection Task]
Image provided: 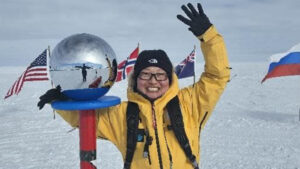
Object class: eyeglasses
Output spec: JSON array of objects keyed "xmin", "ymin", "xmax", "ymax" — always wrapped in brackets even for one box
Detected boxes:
[{"xmin": 138, "ymin": 72, "xmax": 168, "ymax": 81}]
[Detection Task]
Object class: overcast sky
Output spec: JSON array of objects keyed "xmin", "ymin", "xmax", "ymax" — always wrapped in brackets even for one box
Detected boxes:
[{"xmin": 1, "ymin": 0, "xmax": 300, "ymax": 66}]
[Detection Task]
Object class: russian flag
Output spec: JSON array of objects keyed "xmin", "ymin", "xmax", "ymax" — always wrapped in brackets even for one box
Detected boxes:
[{"xmin": 262, "ymin": 43, "xmax": 300, "ymax": 83}]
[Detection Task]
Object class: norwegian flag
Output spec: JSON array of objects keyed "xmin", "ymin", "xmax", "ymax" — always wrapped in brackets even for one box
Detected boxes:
[
  {"xmin": 4, "ymin": 49, "xmax": 49, "ymax": 99},
  {"xmin": 175, "ymin": 48, "xmax": 195, "ymax": 79},
  {"xmin": 115, "ymin": 46, "xmax": 139, "ymax": 82}
]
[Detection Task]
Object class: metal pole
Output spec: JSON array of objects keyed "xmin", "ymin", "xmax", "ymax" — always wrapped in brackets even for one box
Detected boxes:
[
  {"xmin": 79, "ymin": 110, "xmax": 97, "ymax": 169},
  {"xmin": 51, "ymin": 96, "xmax": 121, "ymax": 169}
]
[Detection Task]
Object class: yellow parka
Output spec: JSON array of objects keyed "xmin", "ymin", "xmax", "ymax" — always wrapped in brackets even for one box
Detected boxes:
[{"xmin": 57, "ymin": 25, "xmax": 230, "ymax": 169}]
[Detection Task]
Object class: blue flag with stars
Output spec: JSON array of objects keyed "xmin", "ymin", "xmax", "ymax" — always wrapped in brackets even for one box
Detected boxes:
[{"xmin": 175, "ymin": 49, "xmax": 195, "ymax": 79}]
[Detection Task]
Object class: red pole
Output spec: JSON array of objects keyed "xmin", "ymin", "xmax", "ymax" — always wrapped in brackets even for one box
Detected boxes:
[{"xmin": 79, "ymin": 110, "xmax": 97, "ymax": 169}]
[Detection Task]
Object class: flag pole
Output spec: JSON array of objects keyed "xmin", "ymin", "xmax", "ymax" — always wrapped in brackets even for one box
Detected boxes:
[
  {"xmin": 47, "ymin": 45, "xmax": 56, "ymax": 118},
  {"xmin": 47, "ymin": 46, "xmax": 51, "ymax": 75},
  {"xmin": 47, "ymin": 45, "xmax": 55, "ymax": 88},
  {"xmin": 193, "ymin": 45, "xmax": 196, "ymax": 84},
  {"xmin": 47, "ymin": 45, "xmax": 51, "ymax": 71},
  {"xmin": 48, "ymin": 45, "xmax": 51, "ymax": 57}
]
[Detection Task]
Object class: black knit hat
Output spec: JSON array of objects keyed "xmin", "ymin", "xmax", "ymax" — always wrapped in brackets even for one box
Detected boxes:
[{"xmin": 133, "ymin": 50, "xmax": 173, "ymax": 83}]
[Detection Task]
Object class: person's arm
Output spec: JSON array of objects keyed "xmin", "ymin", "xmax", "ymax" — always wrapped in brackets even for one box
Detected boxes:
[
  {"xmin": 195, "ymin": 25, "xmax": 230, "ymax": 128},
  {"xmin": 177, "ymin": 3, "xmax": 230, "ymax": 128},
  {"xmin": 55, "ymin": 104, "xmax": 126, "ymax": 147},
  {"xmin": 37, "ymin": 87, "xmax": 126, "ymax": 147}
]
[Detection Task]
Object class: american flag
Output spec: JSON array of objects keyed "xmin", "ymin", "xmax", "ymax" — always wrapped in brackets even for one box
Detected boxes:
[
  {"xmin": 175, "ymin": 48, "xmax": 195, "ymax": 79},
  {"xmin": 115, "ymin": 46, "xmax": 139, "ymax": 82},
  {"xmin": 4, "ymin": 49, "xmax": 49, "ymax": 99}
]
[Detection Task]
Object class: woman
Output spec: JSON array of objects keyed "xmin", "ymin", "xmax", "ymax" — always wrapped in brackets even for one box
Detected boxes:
[{"xmin": 38, "ymin": 3, "xmax": 230, "ymax": 169}]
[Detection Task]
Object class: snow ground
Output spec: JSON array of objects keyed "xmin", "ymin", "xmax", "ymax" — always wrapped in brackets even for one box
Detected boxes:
[{"xmin": 0, "ymin": 62, "xmax": 300, "ymax": 169}]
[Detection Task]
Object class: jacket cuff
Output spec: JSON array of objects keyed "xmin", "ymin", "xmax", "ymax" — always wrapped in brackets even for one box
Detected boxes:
[{"xmin": 197, "ymin": 25, "xmax": 218, "ymax": 42}]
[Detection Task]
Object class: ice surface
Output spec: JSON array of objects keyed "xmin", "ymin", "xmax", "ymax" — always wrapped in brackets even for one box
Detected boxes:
[{"xmin": 1, "ymin": 62, "xmax": 300, "ymax": 169}]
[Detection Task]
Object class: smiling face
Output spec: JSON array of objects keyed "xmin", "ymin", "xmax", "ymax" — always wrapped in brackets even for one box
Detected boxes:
[{"xmin": 136, "ymin": 66, "xmax": 170, "ymax": 100}]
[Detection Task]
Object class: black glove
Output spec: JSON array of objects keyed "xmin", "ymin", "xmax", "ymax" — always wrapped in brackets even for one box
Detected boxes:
[
  {"xmin": 177, "ymin": 3, "xmax": 212, "ymax": 37},
  {"xmin": 37, "ymin": 85, "xmax": 69, "ymax": 110}
]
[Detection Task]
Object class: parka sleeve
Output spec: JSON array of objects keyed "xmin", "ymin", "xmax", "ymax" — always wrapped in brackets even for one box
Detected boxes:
[
  {"xmin": 179, "ymin": 25, "xmax": 230, "ymax": 129},
  {"xmin": 55, "ymin": 103, "xmax": 127, "ymax": 147}
]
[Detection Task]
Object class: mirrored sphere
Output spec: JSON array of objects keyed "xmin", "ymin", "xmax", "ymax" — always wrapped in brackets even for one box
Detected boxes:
[{"xmin": 50, "ymin": 33, "xmax": 118, "ymax": 100}]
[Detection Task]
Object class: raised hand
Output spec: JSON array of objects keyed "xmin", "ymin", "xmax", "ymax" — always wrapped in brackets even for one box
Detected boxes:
[{"xmin": 177, "ymin": 3, "xmax": 212, "ymax": 37}]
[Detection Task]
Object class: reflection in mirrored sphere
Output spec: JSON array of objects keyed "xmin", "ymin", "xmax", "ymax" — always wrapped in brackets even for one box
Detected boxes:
[{"xmin": 50, "ymin": 33, "xmax": 118, "ymax": 100}]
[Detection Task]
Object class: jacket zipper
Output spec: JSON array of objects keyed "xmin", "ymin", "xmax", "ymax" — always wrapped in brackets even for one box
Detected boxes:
[{"xmin": 152, "ymin": 104, "xmax": 164, "ymax": 169}]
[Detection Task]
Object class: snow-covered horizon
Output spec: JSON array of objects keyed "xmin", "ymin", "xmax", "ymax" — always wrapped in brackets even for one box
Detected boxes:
[
  {"xmin": 1, "ymin": 0, "xmax": 300, "ymax": 168},
  {"xmin": 1, "ymin": 62, "xmax": 299, "ymax": 168}
]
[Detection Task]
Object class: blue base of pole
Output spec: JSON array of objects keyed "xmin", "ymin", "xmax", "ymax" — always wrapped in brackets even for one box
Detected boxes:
[{"xmin": 51, "ymin": 96, "xmax": 121, "ymax": 110}]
